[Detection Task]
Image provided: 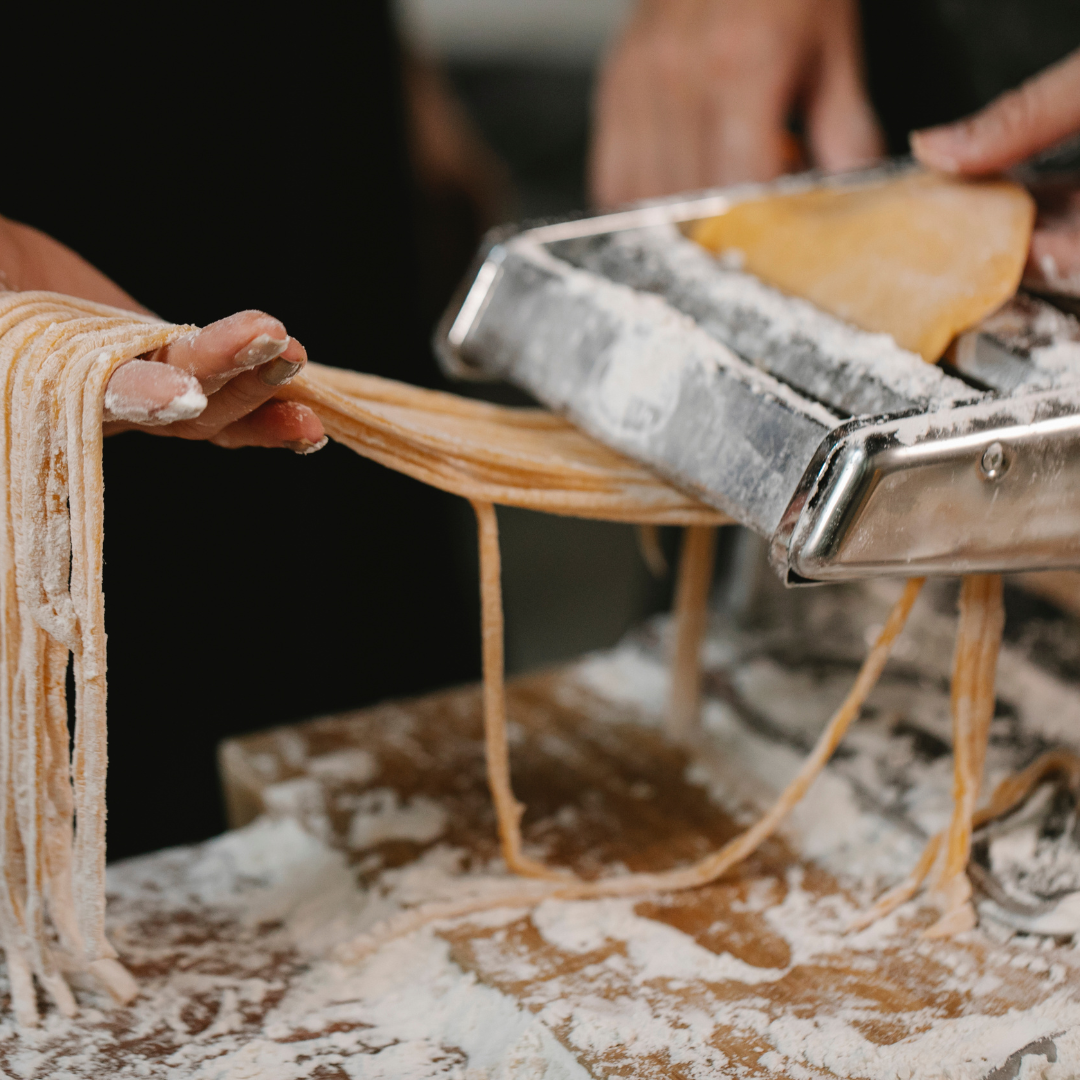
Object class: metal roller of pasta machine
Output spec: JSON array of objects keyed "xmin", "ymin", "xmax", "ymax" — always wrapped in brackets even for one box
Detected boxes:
[{"xmin": 435, "ymin": 162, "xmax": 1080, "ymax": 584}]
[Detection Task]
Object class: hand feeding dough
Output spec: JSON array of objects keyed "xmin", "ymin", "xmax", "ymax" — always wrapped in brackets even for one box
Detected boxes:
[{"xmin": 691, "ymin": 171, "xmax": 1035, "ymax": 362}]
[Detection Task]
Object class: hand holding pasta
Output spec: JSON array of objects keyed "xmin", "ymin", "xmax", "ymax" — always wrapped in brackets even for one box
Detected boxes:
[
  {"xmin": 102, "ymin": 312, "xmax": 325, "ymax": 454},
  {"xmin": 0, "ymin": 214, "xmax": 326, "ymax": 452}
]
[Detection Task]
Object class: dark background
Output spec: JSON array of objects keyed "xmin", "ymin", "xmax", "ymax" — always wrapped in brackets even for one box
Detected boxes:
[
  {"xmin": 2, "ymin": 1, "xmax": 1078, "ymax": 859},
  {"xmin": 4, "ymin": 4, "xmax": 481, "ymax": 858}
]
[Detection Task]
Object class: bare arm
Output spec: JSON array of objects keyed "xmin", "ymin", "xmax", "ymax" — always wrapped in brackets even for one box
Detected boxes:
[{"xmin": 0, "ymin": 214, "xmax": 325, "ymax": 451}]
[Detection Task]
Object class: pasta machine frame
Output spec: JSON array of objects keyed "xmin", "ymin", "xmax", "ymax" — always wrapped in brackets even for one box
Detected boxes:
[{"xmin": 435, "ymin": 162, "xmax": 1080, "ymax": 584}]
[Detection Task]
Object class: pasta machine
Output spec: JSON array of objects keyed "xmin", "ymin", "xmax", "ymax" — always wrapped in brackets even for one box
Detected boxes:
[{"xmin": 435, "ymin": 163, "xmax": 1080, "ymax": 584}]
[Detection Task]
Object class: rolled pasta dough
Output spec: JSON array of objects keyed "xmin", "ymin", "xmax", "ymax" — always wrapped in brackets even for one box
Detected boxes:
[{"xmin": 692, "ymin": 171, "xmax": 1035, "ymax": 362}]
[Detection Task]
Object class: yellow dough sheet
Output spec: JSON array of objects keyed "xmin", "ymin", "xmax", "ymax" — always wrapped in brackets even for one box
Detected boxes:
[{"xmin": 691, "ymin": 170, "xmax": 1035, "ymax": 362}]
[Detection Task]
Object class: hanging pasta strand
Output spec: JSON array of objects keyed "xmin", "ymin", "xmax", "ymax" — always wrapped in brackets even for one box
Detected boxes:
[
  {"xmin": 276, "ymin": 368, "xmax": 935, "ymax": 952},
  {"xmin": 666, "ymin": 525, "xmax": 718, "ymax": 744},
  {"xmin": 472, "ymin": 501, "xmax": 568, "ymax": 881},
  {"xmin": 0, "ymin": 293, "xmax": 189, "ymax": 1023},
  {"xmin": 852, "ymin": 574, "xmax": 1005, "ymax": 935},
  {"xmin": 925, "ymin": 573, "xmax": 1004, "ymax": 937},
  {"xmin": 636, "ymin": 523, "xmax": 668, "ymax": 577},
  {"xmin": 340, "ymin": 577, "xmax": 925, "ymax": 959}
]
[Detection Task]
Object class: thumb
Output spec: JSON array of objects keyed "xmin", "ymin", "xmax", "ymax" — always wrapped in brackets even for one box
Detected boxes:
[{"xmin": 912, "ymin": 47, "xmax": 1080, "ymax": 175}]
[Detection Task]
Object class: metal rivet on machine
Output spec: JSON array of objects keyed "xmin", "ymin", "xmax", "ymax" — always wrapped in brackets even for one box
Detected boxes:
[{"xmin": 980, "ymin": 441, "xmax": 1007, "ymax": 480}]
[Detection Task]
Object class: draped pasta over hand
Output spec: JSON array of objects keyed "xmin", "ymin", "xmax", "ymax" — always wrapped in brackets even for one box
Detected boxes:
[{"xmin": 0, "ymin": 292, "xmax": 191, "ymax": 1025}]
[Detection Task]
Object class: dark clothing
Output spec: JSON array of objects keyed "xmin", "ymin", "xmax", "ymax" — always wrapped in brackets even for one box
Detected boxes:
[
  {"xmin": 862, "ymin": 0, "xmax": 1080, "ymax": 153},
  {"xmin": 3, "ymin": 5, "xmax": 478, "ymax": 858}
]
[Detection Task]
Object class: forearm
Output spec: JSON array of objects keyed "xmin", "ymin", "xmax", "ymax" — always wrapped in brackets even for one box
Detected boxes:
[{"xmin": 0, "ymin": 215, "xmax": 144, "ymax": 311}]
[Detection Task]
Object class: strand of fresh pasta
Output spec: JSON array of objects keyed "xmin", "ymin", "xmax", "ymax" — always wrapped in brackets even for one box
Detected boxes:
[
  {"xmin": 666, "ymin": 525, "xmax": 717, "ymax": 744},
  {"xmin": 284, "ymin": 368, "xmax": 929, "ymax": 951},
  {"xmin": 925, "ymin": 574, "xmax": 1004, "ymax": 935},
  {"xmin": 849, "ymin": 747, "xmax": 1080, "ymax": 932},
  {"xmin": 281, "ymin": 367, "xmax": 729, "ymax": 526},
  {"xmin": 472, "ymin": 501, "xmax": 569, "ymax": 881},
  {"xmin": 927, "ymin": 576, "xmax": 1003, "ymax": 935},
  {"xmin": 0, "ymin": 292, "xmax": 189, "ymax": 1025},
  {"xmin": 851, "ymin": 575, "xmax": 1005, "ymax": 935},
  {"xmin": 472, "ymin": 502, "xmax": 718, "ymax": 876},
  {"xmin": 636, "ymin": 523, "xmax": 668, "ymax": 578},
  {"xmin": 338, "ymin": 577, "xmax": 925, "ymax": 960}
]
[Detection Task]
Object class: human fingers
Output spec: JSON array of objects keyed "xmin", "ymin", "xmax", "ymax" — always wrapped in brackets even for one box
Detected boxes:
[
  {"xmin": 643, "ymin": 0, "xmax": 710, "ymax": 196},
  {"xmin": 590, "ymin": 6, "xmax": 673, "ymax": 205},
  {"xmin": 145, "ymin": 310, "xmax": 303, "ymax": 394},
  {"xmin": 103, "ymin": 360, "xmax": 206, "ymax": 428},
  {"xmin": 150, "ymin": 359, "xmax": 309, "ymax": 443},
  {"xmin": 804, "ymin": 0, "xmax": 885, "ymax": 172},
  {"xmin": 210, "ymin": 400, "xmax": 327, "ymax": 453},
  {"xmin": 911, "ymin": 48, "xmax": 1080, "ymax": 175},
  {"xmin": 699, "ymin": 3, "xmax": 805, "ymax": 184}
]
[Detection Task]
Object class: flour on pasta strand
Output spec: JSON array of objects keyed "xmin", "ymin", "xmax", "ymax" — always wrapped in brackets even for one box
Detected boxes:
[{"xmin": 0, "ymin": 292, "xmax": 190, "ymax": 1025}]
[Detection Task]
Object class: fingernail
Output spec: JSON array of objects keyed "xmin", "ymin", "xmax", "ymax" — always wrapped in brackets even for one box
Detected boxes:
[
  {"xmin": 234, "ymin": 333, "xmax": 289, "ymax": 369},
  {"xmin": 260, "ymin": 357, "xmax": 304, "ymax": 386},
  {"xmin": 150, "ymin": 385, "xmax": 209, "ymax": 424},
  {"xmin": 103, "ymin": 362, "xmax": 207, "ymax": 425},
  {"xmin": 103, "ymin": 388, "xmax": 207, "ymax": 425},
  {"xmin": 284, "ymin": 435, "xmax": 328, "ymax": 455}
]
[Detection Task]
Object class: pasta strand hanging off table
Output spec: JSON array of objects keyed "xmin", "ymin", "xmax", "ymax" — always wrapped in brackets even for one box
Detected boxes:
[{"xmin": 0, "ymin": 292, "xmax": 191, "ymax": 1026}]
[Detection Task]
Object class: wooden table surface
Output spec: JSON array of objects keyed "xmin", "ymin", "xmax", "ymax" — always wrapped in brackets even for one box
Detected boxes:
[{"xmin": 6, "ymin": 580, "xmax": 1080, "ymax": 1078}]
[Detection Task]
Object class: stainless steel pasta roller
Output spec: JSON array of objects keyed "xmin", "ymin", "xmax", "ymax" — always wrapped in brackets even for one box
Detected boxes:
[{"xmin": 435, "ymin": 162, "xmax": 1080, "ymax": 584}]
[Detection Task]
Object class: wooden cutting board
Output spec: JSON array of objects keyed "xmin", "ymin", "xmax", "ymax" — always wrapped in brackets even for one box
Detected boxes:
[{"xmin": 5, "ymin": 583, "xmax": 1079, "ymax": 1076}]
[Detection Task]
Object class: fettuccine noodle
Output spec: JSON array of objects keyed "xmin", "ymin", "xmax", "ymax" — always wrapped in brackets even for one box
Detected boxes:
[{"xmin": 0, "ymin": 292, "xmax": 191, "ymax": 1025}]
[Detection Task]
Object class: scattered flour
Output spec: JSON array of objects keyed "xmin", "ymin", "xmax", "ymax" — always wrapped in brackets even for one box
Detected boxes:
[
  {"xmin": 532, "ymin": 897, "xmax": 789, "ymax": 984},
  {"xmin": 346, "ymin": 790, "xmax": 449, "ymax": 851},
  {"xmin": 9, "ymin": 584, "xmax": 1080, "ymax": 1076}
]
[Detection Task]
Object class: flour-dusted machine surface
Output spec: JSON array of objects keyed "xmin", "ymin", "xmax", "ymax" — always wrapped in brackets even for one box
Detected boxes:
[{"xmin": 437, "ymin": 163, "xmax": 1080, "ymax": 583}]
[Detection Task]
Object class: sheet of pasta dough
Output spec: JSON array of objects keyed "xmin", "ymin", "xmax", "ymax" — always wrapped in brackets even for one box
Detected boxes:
[{"xmin": 691, "ymin": 171, "xmax": 1035, "ymax": 362}]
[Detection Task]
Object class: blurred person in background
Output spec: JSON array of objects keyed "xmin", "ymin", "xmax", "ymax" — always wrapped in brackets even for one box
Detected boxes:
[{"xmin": 590, "ymin": 0, "xmax": 1080, "ymax": 297}]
